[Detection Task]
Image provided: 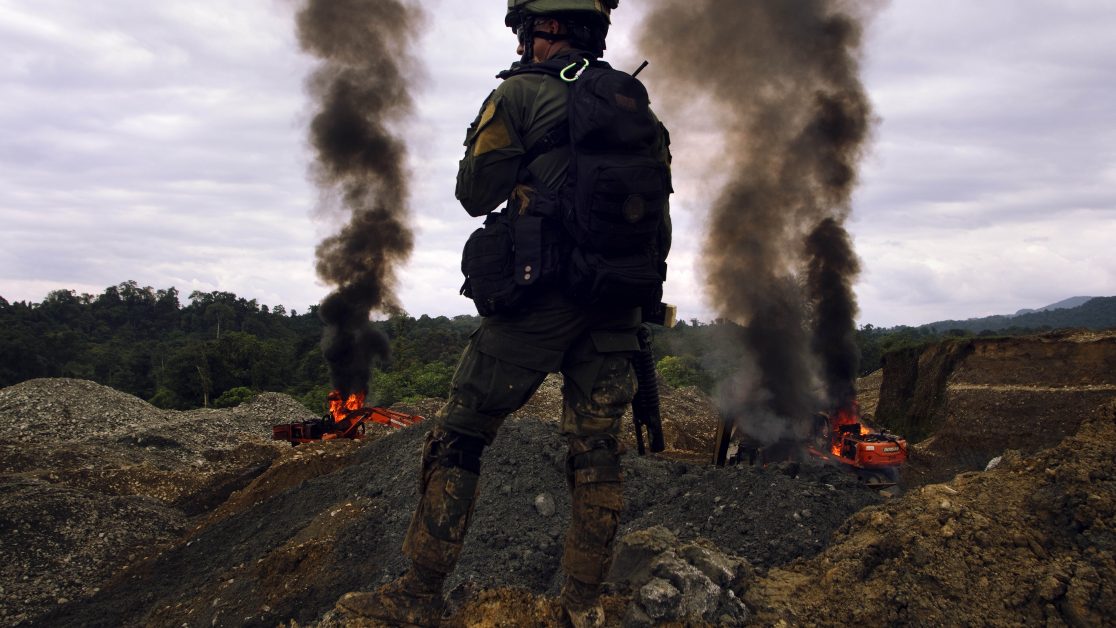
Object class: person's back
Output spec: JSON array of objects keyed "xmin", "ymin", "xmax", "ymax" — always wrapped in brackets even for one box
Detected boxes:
[{"xmin": 338, "ymin": 2, "xmax": 671, "ymax": 626}]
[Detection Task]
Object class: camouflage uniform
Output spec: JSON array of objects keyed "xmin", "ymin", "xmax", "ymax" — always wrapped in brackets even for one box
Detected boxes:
[{"xmin": 340, "ymin": 50, "xmax": 670, "ymax": 627}]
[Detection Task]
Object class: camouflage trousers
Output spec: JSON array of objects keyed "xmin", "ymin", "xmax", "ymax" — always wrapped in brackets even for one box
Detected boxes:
[{"xmin": 403, "ymin": 287, "xmax": 639, "ymax": 598}]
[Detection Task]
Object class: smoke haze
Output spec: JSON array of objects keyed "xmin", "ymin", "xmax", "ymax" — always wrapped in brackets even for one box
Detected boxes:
[
  {"xmin": 637, "ymin": 0, "xmax": 880, "ymax": 442},
  {"xmin": 295, "ymin": 0, "xmax": 424, "ymax": 397}
]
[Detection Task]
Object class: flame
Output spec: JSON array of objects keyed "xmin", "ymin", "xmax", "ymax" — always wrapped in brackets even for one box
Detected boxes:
[
  {"xmin": 829, "ymin": 401, "xmax": 864, "ymax": 457},
  {"xmin": 328, "ymin": 390, "xmax": 366, "ymax": 421}
]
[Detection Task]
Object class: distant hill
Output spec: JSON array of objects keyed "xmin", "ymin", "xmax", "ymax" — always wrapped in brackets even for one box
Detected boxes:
[
  {"xmin": 923, "ymin": 296, "xmax": 1116, "ymax": 334},
  {"xmin": 1013, "ymin": 296, "xmax": 1097, "ymax": 316}
]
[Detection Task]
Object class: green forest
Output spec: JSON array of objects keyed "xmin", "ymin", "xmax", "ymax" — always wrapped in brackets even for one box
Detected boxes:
[{"xmin": 2, "ymin": 282, "xmax": 1112, "ymax": 413}]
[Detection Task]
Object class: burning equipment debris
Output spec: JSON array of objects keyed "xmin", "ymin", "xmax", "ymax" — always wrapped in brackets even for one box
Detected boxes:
[
  {"xmin": 714, "ymin": 400, "xmax": 906, "ymax": 490},
  {"xmin": 272, "ymin": 390, "xmax": 423, "ymax": 445}
]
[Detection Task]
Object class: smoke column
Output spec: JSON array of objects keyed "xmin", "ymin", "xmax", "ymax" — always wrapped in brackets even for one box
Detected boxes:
[
  {"xmin": 637, "ymin": 0, "xmax": 879, "ymax": 442},
  {"xmin": 295, "ymin": 0, "xmax": 424, "ymax": 398}
]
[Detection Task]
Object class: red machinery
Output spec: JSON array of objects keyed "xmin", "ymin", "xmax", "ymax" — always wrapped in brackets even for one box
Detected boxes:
[
  {"xmin": 808, "ymin": 402, "xmax": 908, "ymax": 488},
  {"xmin": 713, "ymin": 401, "xmax": 908, "ymax": 490},
  {"xmin": 272, "ymin": 391, "xmax": 423, "ymax": 445}
]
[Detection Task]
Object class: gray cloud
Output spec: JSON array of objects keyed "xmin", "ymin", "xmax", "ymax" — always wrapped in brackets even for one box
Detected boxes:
[{"xmin": 1, "ymin": 0, "xmax": 1112, "ymax": 329}]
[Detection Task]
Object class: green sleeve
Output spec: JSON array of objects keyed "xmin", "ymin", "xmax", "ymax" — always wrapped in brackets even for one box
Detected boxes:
[
  {"xmin": 456, "ymin": 74, "xmax": 569, "ymax": 217},
  {"xmin": 455, "ymin": 84, "xmax": 529, "ymax": 217}
]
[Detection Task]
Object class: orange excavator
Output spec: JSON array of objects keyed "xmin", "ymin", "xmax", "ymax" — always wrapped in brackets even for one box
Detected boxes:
[
  {"xmin": 272, "ymin": 390, "xmax": 423, "ymax": 445},
  {"xmin": 806, "ymin": 402, "xmax": 908, "ymax": 488},
  {"xmin": 714, "ymin": 401, "xmax": 907, "ymax": 490}
]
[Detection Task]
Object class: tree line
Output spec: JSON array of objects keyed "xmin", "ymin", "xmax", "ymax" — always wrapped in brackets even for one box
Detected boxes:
[
  {"xmin": 4, "ymin": 282, "xmax": 1108, "ymax": 411},
  {"xmin": 0, "ymin": 281, "xmax": 475, "ymax": 412}
]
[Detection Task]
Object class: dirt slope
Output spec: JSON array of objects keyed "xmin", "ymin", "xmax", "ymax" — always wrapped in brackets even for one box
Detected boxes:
[
  {"xmin": 33, "ymin": 411, "xmax": 876, "ymax": 627},
  {"xmin": 875, "ymin": 331, "xmax": 1116, "ymax": 486},
  {"xmin": 0, "ymin": 380, "xmax": 306, "ymax": 626},
  {"xmin": 748, "ymin": 401, "xmax": 1116, "ymax": 627},
  {"xmin": 422, "ymin": 403, "xmax": 1116, "ymax": 627}
]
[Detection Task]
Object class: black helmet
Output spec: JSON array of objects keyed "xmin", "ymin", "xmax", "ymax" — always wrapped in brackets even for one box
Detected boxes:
[
  {"xmin": 504, "ymin": 0, "xmax": 615, "ymax": 30},
  {"xmin": 505, "ymin": 0, "xmax": 618, "ymax": 62}
]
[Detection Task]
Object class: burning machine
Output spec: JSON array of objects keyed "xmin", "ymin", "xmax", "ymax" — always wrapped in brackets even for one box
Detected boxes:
[{"xmin": 272, "ymin": 391, "xmax": 423, "ymax": 445}]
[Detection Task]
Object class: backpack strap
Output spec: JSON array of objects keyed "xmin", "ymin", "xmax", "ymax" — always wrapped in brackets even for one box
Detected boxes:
[
  {"xmin": 519, "ymin": 119, "xmax": 570, "ymax": 183},
  {"xmin": 499, "ymin": 54, "xmax": 606, "ymax": 186},
  {"xmin": 504, "ymin": 58, "xmax": 576, "ymax": 186}
]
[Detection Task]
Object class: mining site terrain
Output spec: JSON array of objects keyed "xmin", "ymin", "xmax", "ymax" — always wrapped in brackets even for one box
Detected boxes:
[{"xmin": 1, "ymin": 331, "xmax": 1114, "ymax": 627}]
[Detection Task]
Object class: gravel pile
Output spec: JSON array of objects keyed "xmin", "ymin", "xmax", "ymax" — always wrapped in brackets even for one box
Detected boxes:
[
  {"xmin": 0, "ymin": 379, "xmax": 313, "ymax": 627},
  {"xmin": 36, "ymin": 408, "xmax": 879, "ymax": 627},
  {"xmin": 0, "ymin": 378, "xmax": 310, "ymax": 448}
]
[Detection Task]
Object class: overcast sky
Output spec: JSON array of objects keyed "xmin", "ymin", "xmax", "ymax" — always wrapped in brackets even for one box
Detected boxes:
[{"xmin": 1, "ymin": 0, "xmax": 1113, "ymax": 327}]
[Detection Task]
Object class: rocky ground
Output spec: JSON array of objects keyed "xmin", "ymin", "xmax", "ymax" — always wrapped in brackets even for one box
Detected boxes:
[{"xmin": 2, "ymin": 331, "xmax": 1115, "ymax": 627}]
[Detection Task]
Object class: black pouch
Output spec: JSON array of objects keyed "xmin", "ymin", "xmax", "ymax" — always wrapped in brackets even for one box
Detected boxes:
[
  {"xmin": 572, "ymin": 154, "xmax": 668, "ymax": 253},
  {"xmin": 460, "ymin": 213, "xmax": 520, "ymax": 317},
  {"xmin": 513, "ymin": 214, "xmax": 567, "ymax": 289},
  {"xmin": 564, "ymin": 247, "xmax": 664, "ymax": 307}
]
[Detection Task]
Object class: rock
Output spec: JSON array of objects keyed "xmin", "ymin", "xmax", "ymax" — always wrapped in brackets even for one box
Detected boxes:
[
  {"xmin": 611, "ymin": 528, "xmax": 751, "ymax": 624},
  {"xmin": 985, "ymin": 456, "xmax": 1004, "ymax": 471},
  {"xmin": 608, "ymin": 526, "xmax": 678, "ymax": 592},
  {"xmin": 636, "ymin": 578, "xmax": 680, "ymax": 620},
  {"xmin": 533, "ymin": 493, "xmax": 555, "ymax": 517},
  {"xmin": 681, "ymin": 540, "xmax": 747, "ymax": 589},
  {"xmin": 652, "ymin": 555, "xmax": 720, "ymax": 619}
]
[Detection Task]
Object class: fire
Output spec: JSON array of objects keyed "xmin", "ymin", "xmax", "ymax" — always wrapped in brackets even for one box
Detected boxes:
[
  {"xmin": 328, "ymin": 390, "xmax": 366, "ymax": 421},
  {"xmin": 273, "ymin": 391, "xmax": 424, "ymax": 445},
  {"xmin": 828, "ymin": 401, "xmax": 869, "ymax": 456}
]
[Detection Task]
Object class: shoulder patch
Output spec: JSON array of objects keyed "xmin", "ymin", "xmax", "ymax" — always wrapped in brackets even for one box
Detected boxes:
[{"xmin": 473, "ymin": 102, "xmax": 512, "ymax": 157}]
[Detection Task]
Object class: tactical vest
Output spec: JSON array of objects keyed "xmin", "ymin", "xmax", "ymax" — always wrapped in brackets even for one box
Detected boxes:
[{"xmin": 461, "ymin": 55, "xmax": 672, "ymax": 316}]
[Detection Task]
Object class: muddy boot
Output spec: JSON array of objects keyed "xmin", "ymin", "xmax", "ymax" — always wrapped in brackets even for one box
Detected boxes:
[
  {"xmin": 560, "ymin": 435, "xmax": 623, "ymax": 627},
  {"xmin": 339, "ymin": 429, "xmax": 485, "ymax": 626},
  {"xmin": 337, "ymin": 563, "xmax": 446, "ymax": 627},
  {"xmin": 560, "ymin": 576, "xmax": 606, "ymax": 628}
]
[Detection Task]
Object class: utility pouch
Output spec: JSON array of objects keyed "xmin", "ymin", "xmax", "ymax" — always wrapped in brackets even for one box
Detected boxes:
[
  {"xmin": 565, "ymin": 247, "xmax": 664, "ymax": 307},
  {"xmin": 513, "ymin": 214, "xmax": 566, "ymax": 288},
  {"xmin": 514, "ymin": 215, "xmax": 543, "ymax": 287},
  {"xmin": 460, "ymin": 213, "xmax": 521, "ymax": 317}
]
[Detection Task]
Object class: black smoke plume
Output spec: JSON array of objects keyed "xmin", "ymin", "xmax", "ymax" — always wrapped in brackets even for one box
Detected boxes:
[
  {"xmin": 295, "ymin": 0, "xmax": 424, "ymax": 398},
  {"xmin": 637, "ymin": 0, "xmax": 879, "ymax": 443}
]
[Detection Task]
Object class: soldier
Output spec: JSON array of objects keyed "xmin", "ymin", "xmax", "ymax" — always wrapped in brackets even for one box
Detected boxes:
[{"xmin": 339, "ymin": 1, "xmax": 671, "ymax": 625}]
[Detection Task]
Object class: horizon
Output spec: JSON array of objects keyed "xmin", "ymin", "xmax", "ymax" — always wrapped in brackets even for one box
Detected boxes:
[{"xmin": 1, "ymin": 281, "xmax": 1107, "ymax": 330}]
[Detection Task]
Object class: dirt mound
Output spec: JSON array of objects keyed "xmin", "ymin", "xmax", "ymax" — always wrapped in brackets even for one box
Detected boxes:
[
  {"xmin": 0, "ymin": 379, "xmax": 310, "ymax": 626},
  {"xmin": 748, "ymin": 402, "xmax": 1116, "ymax": 626},
  {"xmin": 35, "ymin": 407, "xmax": 878, "ymax": 627},
  {"xmin": 510, "ymin": 373, "xmax": 721, "ymax": 458},
  {"xmin": 21, "ymin": 339, "xmax": 1113, "ymax": 627},
  {"xmin": 0, "ymin": 477, "xmax": 185, "ymax": 627}
]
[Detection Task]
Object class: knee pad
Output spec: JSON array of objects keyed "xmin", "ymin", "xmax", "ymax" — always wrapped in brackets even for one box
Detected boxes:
[
  {"xmin": 406, "ymin": 429, "xmax": 487, "ymax": 573},
  {"xmin": 423, "ymin": 428, "xmax": 486, "ymax": 474},
  {"xmin": 566, "ymin": 434, "xmax": 623, "ymax": 489}
]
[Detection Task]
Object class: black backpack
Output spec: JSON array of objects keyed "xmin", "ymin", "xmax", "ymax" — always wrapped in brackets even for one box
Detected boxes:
[
  {"xmin": 460, "ymin": 56, "xmax": 671, "ymax": 315},
  {"xmin": 514, "ymin": 56, "xmax": 672, "ymax": 306}
]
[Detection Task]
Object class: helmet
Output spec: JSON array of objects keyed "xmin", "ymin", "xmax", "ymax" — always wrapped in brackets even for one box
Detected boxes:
[
  {"xmin": 504, "ymin": 0, "xmax": 616, "ymax": 30},
  {"xmin": 506, "ymin": 0, "xmax": 617, "ymax": 62}
]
